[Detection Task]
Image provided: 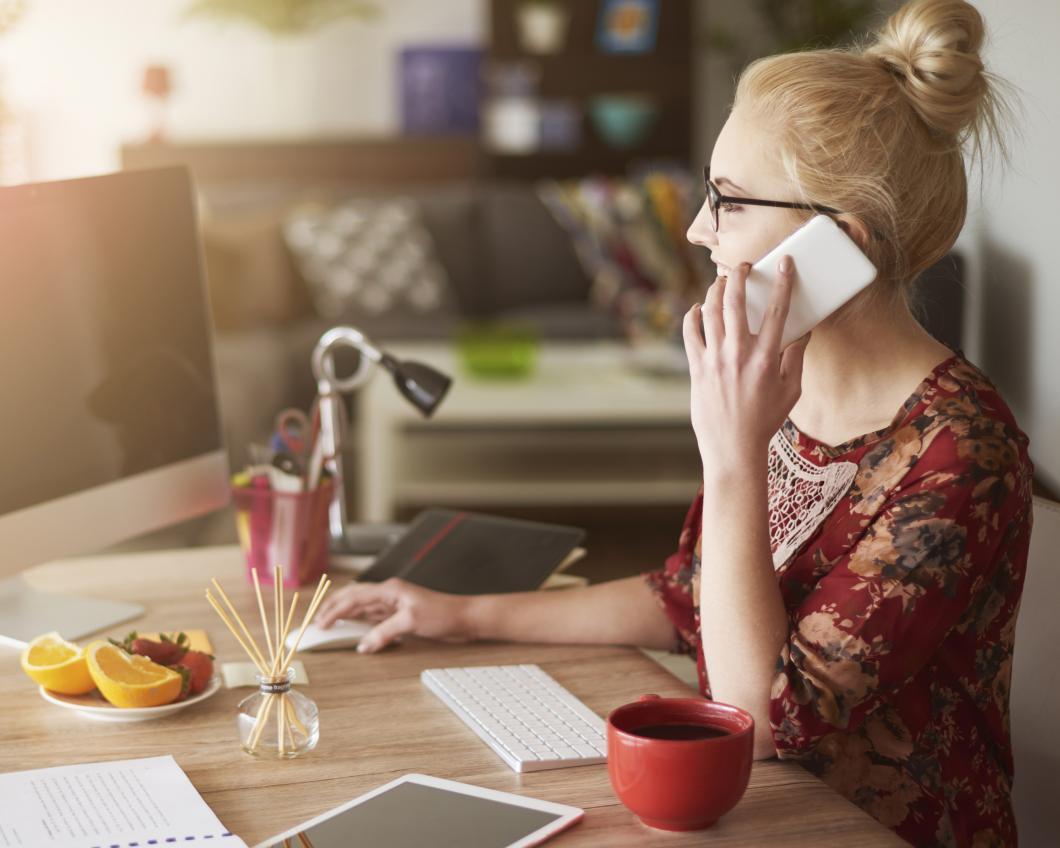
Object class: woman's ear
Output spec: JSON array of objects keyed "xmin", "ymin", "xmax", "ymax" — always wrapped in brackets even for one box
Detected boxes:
[{"xmin": 835, "ymin": 216, "xmax": 871, "ymax": 251}]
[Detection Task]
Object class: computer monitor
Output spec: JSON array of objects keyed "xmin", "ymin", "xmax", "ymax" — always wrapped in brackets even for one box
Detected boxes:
[{"xmin": 0, "ymin": 166, "xmax": 230, "ymax": 646}]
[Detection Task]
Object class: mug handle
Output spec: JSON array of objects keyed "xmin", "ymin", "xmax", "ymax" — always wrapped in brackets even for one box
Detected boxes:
[{"xmin": 638, "ymin": 694, "xmax": 661, "ymax": 701}]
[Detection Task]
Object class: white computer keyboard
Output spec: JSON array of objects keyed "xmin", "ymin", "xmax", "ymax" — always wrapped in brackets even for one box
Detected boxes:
[{"xmin": 420, "ymin": 664, "xmax": 607, "ymax": 773}]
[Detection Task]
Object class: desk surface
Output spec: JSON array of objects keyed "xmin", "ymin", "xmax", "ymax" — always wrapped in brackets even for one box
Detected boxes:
[{"xmin": 2, "ymin": 547, "xmax": 902, "ymax": 847}]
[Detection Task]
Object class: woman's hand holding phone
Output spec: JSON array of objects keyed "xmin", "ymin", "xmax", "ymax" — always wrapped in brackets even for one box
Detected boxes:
[{"xmin": 682, "ymin": 257, "xmax": 809, "ymax": 471}]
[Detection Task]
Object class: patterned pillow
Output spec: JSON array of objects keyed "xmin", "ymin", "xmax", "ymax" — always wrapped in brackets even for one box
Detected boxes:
[{"xmin": 283, "ymin": 198, "xmax": 450, "ymax": 320}]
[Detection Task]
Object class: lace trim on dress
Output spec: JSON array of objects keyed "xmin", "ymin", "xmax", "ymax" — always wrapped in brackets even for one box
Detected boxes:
[{"xmin": 768, "ymin": 430, "xmax": 858, "ymax": 571}]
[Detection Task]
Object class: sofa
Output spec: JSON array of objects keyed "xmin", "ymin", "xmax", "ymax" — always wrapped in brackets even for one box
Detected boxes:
[{"xmin": 203, "ymin": 182, "xmax": 624, "ymax": 475}]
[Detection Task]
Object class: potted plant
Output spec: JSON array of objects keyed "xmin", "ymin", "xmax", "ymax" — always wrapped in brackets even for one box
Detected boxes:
[{"xmin": 184, "ymin": 0, "xmax": 379, "ymax": 35}]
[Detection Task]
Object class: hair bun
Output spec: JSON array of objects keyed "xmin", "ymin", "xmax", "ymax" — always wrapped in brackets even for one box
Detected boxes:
[{"xmin": 866, "ymin": 0, "xmax": 989, "ymax": 137}]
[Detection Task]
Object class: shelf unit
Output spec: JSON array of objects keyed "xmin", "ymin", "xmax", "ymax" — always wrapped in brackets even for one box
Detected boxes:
[
  {"xmin": 390, "ymin": 424, "xmax": 700, "ymax": 510},
  {"xmin": 482, "ymin": 0, "xmax": 695, "ymax": 181}
]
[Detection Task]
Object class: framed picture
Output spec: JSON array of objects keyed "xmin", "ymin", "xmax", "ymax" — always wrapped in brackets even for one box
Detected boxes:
[{"xmin": 595, "ymin": 0, "xmax": 660, "ymax": 54}]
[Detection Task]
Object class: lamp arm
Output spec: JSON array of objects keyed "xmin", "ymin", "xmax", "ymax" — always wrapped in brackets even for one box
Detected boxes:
[
  {"xmin": 316, "ymin": 386, "xmax": 350, "ymax": 549},
  {"xmin": 310, "ymin": 325, "xmax": 451, "ymax": 550},
  {"xmin": 311, "ymin": 326, "xmax": 381, "ymax": 392},
  {"xmin": 311, "ymin": 327, "xmax": 378, "ymax": 550}
]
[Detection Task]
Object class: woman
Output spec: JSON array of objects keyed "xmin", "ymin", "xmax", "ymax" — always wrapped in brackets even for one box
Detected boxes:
[{"xmin": 318, "ymin": 0, "xmax": 1032, "ymax": 844}]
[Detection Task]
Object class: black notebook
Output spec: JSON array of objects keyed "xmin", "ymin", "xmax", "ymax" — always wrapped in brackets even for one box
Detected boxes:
[{"xmin": 357, "ymin": 509, "xmax": 586, "ymax": 595}]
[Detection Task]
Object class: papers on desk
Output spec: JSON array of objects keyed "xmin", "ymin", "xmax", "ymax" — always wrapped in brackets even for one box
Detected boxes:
[
  {"xmin": 0, "ymin": 755, "xmax": 245, "ymax": 848},
  {"xmin": 221, "ymin": 659, "xmax": 308, "ymax": 688}
]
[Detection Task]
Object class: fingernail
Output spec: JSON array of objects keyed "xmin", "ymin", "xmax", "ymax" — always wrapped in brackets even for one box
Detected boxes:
[
  {"xmin": 357, "ymin": 642, "xmax": 371, "ymax": 654},
  {"xmin": 779, "ymin": 255, "xmax": 792, "ymax": 273}
]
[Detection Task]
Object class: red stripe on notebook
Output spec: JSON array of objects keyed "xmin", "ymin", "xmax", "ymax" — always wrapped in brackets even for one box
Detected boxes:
[{"xmin": 410, "ymin": 511, "xmax": 469, "ymax": 565}]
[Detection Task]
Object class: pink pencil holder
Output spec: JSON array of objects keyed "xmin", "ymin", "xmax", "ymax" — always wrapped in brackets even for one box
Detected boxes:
[{"xmin": 232, "ymin": 480, "xmax": 333, "ymax": 588}]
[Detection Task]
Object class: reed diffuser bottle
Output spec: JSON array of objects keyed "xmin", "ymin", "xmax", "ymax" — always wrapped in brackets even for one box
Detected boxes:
[
  {"xmin": 206, "ymin": 566, "xmax": 331, "ymax": 760},
  {"xmin": 237, "ymin": 668, "xmax": 319, "ymax": 758}
]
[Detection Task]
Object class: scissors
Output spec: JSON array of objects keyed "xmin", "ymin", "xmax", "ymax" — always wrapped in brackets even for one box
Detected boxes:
[{"xmin": 271, "ymin": 403, "xmax": 319, "ymax": 462}]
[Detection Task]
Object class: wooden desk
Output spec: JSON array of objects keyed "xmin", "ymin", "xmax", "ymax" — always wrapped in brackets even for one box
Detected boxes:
[{"xmin": 1, "ymin": 547, "xmax": 902, "ymax": 846}]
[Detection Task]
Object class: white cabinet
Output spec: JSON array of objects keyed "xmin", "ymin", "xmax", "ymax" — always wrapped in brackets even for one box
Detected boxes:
[{"xmin": 353, "ymin": 342, "xmax": 699, "ymax": 521}]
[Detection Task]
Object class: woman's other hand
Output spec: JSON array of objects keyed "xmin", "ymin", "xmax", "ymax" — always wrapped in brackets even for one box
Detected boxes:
[
  {"xmin": 315, "ymin": 578, "xmax": 473, "ymax": 654},
  {"xmin": 682, "ymin": 256, "xmax": 809, "ymax": 470}
]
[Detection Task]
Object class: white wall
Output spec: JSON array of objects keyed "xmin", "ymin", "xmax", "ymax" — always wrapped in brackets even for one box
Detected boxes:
[
  {"xmin": 693, "ymin": 0, "xmax": 1059, "ymax": 488},
  {"xmin": 969, "ymin": 0, "xmax": 1060, "ymax": 490},
  {"xmin": 0, "ymin": 0, "xmax": 484, "ymax": 181}
]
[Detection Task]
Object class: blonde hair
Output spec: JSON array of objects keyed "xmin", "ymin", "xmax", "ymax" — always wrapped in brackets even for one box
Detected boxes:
[{"xmin": 733, "ymin": 0, "xmax": 1010, "ymax": 311}]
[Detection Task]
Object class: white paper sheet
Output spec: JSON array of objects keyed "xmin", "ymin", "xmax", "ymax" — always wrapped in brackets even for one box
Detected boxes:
[{"xmin": 0, "ymin": 755, "xmax": 246, "ymax": 848}]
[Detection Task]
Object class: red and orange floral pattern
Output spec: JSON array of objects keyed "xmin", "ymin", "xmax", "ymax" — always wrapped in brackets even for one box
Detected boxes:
[{"xmin": 647, "ymin": 355, "xmax": 1032, "ymax": 847}]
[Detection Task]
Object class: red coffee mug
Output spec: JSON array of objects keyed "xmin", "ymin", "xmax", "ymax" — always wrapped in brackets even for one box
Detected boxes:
[{"xmin": 607, "ymin": 694, "xmax": 755, "ymax": 831}]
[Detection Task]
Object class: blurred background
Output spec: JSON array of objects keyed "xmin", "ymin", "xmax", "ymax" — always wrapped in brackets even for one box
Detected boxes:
[{"xmin": 1, "ymin": 0, "xmax": 1056, "ymax": 581}]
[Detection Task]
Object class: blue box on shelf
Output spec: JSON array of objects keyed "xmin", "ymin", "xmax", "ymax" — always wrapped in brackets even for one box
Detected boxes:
[{"xmin": 400, "ymin": 46, "xmax": 483, "ymax": 135}]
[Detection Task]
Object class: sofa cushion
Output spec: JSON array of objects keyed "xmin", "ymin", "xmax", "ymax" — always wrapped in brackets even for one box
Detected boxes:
[
  {"xmin": 283, "ymin": 184, "xmax": 486, "ymax": 316},
  {"xmin": 200, "ymin": 202, "xmax": 314, "ymax": 331},
  {"xmin": 412, "ymin": 187, "xmax": 485, "ymax": 315},
  {"xmin": 477, "ymin": 184, "xmax": 593, "ymax": 312},
  {"xmin": 284, "ymin": 197, "xmax": 455, "ymax": 322}
]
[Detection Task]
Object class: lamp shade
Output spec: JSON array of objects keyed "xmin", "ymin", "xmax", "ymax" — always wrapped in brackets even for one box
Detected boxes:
[{"xmin": 381, "ymin": 354, "xmax": 451, "ymax": 417}]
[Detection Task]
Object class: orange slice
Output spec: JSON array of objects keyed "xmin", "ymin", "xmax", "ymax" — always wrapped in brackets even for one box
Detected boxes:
[
  {"xmin": 20, "ymin": 632, "xmax": 96, "ymax": 695},
  {"xmin": 85, "ymin": 641, "xmax": 183, "ymax": 708}
]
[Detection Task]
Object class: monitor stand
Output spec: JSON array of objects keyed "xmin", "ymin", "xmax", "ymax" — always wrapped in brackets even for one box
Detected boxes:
[{"xmin": 0, "ymin": 576, "xmax": 144, "ymax": 649}]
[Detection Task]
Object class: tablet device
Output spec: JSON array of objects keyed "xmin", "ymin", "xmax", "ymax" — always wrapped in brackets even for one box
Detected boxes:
[{"xmin": 255, "ymin": 773, "xmax": 584, "ymax": 848}]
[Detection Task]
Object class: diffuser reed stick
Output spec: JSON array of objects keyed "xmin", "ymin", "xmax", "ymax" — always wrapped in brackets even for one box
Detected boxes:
[{"xmin": 205, "ymin": 567, "xmax": 330, "ymax": 756}]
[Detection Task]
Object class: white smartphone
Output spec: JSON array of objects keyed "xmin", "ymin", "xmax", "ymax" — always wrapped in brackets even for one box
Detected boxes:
[{"xmin": 736, "ymin": 214, "xmax": 877, "ymax": 349}]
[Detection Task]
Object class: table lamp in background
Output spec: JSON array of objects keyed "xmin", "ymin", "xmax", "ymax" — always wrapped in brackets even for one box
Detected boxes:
[{"xmin": 311, "ymin": 326, "xmax": 451, "ymax": 554}]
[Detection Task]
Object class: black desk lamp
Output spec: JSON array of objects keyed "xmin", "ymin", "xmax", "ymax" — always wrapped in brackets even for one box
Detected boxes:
[{"xmin": 311, "ymin": 326, "xmax": 452, "ymax": 552}]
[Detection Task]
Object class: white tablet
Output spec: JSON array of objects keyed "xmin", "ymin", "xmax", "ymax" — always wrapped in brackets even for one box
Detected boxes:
[{"xmin": 255, "ymin": 773, "xmax": 584, "ymax": 848}]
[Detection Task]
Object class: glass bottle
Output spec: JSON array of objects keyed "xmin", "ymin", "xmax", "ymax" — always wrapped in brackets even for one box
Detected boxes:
[{"xmin": 237, "ymin": 668, "xmax": 319, "ymax": 759}]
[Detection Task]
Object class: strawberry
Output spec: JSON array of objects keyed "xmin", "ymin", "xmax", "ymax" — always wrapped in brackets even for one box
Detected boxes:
[
  {"xmin": 174, "ymin": 650, "xmax": 214, "ymax": 696},
  {"xmin": 174, "ymin": 664, "xmax": 192, "ymax": 701},
  {"xmin": 110, "ymin": 631, "xmax": 188, "ymax": 665},
  {"xmin": 131, "ymin": 637, "xmax": 185, "ymax": 666}
]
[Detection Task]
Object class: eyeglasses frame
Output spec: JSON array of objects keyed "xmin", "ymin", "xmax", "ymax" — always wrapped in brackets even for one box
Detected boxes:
[{"xmin": 703, "ymin": 165, "xmax": 839, "ymax": 232}]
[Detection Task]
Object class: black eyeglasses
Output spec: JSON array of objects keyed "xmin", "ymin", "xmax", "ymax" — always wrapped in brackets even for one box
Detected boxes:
[{"xmin": 703, "ymin": 166, "xmax": 838, "ymax": 232}]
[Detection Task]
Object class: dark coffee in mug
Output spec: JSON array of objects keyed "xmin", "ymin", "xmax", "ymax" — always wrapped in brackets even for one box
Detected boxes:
[
  {"xmin": 631, "ymin": 722, "xmax": 730, "ymax": 741},
  {"xmin": 608, "ymin": 695, "xmax": 756, "ymax": 830}
]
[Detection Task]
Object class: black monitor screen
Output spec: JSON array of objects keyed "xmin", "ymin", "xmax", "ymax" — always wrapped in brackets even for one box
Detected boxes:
[{"xmin": 0, "ymin": 168, "xmax": 222, "ymax": 516}]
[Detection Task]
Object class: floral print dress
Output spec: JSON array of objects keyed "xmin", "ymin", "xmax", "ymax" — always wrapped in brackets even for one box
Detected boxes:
[{"xmin": 646, "ymin": 354, "xmax": 1033, "ymax": 847}]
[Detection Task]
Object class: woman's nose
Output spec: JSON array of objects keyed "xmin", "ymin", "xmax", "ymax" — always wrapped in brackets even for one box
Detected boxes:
[{"xmin": 686, "ymin": 201, "xmax": 717, "ymax": 248}]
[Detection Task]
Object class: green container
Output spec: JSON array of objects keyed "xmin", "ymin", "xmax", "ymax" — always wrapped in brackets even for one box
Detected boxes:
[{"xmin": 456, "ymin": 323, "xmax": 539, "ymax": 379}]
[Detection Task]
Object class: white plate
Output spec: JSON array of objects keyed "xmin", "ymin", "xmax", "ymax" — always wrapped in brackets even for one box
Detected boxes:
[{"xmin": 39, "ymin": 674, "xmax": 222, "ymax": 722}]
